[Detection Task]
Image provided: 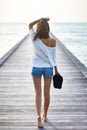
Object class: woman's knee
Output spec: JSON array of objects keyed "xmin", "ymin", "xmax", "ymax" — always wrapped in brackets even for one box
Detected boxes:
[
  {"xmin": 35, "ymin": 90, "xmax": 41, "ymax": 96},
  {"xmin": 44, "ymin": 90, "xmax": 50, "ymax": 98}
]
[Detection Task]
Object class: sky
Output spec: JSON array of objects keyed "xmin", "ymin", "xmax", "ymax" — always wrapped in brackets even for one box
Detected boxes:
[{"xmin": 0, "ymin": 0, "xmax": 87, "ymax": 23}]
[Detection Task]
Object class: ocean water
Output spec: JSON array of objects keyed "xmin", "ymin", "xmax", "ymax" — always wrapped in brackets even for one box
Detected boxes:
[
  {"xmin": 50, "ymin": 23, "xmax": 87, "ymax": 68},
  {"xmin": 0, "ymin": 23, "xmax": 87, "ymax": 68},
  {"xmin": 0, "ymin": 23, "xmax": 28, "ymax": 58}
]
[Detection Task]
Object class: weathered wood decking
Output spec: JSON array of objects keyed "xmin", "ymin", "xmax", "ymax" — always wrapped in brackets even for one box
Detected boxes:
[{"xmin": 0, "ymin": 35, "xmax": 87, "ymax": 130}]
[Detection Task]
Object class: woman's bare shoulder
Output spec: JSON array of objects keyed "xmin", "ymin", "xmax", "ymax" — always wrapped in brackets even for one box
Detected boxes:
[{"xmin": 49, "ymin": 38, "xmax": 56, "ymax": 47}]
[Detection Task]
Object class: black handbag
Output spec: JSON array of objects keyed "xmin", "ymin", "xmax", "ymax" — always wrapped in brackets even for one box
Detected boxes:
[{"xmin": 53, "ymin": 74, "xmax": 63, "ymax": 89}]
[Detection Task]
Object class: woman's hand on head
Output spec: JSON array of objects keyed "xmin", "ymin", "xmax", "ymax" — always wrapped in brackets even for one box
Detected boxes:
[
  {"xmin": 45, "ymin": 17, "xmax": 50, "ymax": 21},
  {"xmin": 41, "ymin": 17, "xmax": 50, "ymax": 21}
]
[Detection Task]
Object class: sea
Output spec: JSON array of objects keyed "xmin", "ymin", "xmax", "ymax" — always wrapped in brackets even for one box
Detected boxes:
[
  {"xmin": 50, "ymin": 23, "xmax": 87, "ymax": 68},
  {"xmin": 0, "ymin": 23, "xmax": 87, "ymax": 68},
  {"xmin": 0, "ymin": 23, "xmax": 28, "ymax": 58}
]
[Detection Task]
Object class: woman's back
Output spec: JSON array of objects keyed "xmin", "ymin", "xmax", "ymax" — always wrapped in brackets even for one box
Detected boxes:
[
  {"xmin": 29, "ymin": 18, "xmax": 57, "ymax": 68},
  {"xmin": 40, "ymin": 38, "xmax": 56, "ymax": 47}
]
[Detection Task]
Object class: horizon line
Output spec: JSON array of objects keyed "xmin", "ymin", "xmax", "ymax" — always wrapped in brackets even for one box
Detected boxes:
[{"xmin": 0, "ymin": 21, "xmax": 87, "ymax": 24}]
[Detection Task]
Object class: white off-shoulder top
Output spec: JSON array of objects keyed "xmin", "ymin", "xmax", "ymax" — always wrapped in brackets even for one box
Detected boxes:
[{"xmin": 29, "ymin": 28, "xmax": 57, "ymax": 68}]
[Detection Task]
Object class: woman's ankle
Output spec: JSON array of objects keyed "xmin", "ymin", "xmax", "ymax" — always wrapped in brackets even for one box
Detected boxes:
[{"xmin": 43, "ymin": 114, "xmax": 47, "ymax": 122}]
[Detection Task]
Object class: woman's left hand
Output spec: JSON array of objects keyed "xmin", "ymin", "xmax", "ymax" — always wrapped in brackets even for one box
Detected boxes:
[
  {"xmin": 41, "ymin": 17, "xmax": 50, "ymax": 21},
  {"xmin": 45, "ymin": 17, "xmax": 50, "ymax": 21}
]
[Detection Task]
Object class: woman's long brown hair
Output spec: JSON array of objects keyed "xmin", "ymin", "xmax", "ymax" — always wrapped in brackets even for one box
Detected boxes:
[{"xmin": 33, "ymin": 19, "xmax": 50, "ymax": 41}]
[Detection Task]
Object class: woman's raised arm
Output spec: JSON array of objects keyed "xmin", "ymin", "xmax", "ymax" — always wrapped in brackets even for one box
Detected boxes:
[
  {"xmin": 29, "ymin": 18, "xmax": 41, "ymax": 29},
  {"xmin": 28, "ymin": 17, "xmax": 50, "ymax": 29}
]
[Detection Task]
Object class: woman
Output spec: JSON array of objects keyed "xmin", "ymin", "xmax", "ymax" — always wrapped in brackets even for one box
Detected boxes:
[{"xmin": 29, "ymin": 17, "xmax": 59, "ymax": 128}]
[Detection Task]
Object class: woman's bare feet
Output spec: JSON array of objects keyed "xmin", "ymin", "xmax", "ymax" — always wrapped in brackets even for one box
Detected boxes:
[{"xmin": 37, "ymin": 116, "xmax": 43, "ymax": 128}]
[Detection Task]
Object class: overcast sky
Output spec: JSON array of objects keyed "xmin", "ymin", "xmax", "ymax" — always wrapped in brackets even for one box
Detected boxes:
[{"xmin": 0, "ymin": 0, "xmax": 87, "ymax": 23}]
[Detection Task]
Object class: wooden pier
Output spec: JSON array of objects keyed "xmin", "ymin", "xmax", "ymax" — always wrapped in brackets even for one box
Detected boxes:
[{"xmin": 0, "ymin": 35, "xmax": 87, "ymax": 130}]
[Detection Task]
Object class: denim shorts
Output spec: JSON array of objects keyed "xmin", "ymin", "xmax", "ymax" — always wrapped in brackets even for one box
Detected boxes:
[{"xmin": 31, "ymin": 67, "xmax": 53, "ymax": 78}]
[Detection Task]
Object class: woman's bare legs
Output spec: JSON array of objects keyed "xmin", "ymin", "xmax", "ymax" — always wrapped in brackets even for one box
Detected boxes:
[
  {"xmin": 32, "ymin": 76, "xmax": 43, "ymax": 128},
  {"xmin": 43, "ymin": 77, "xmax": 52, "ymax": 121}
]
